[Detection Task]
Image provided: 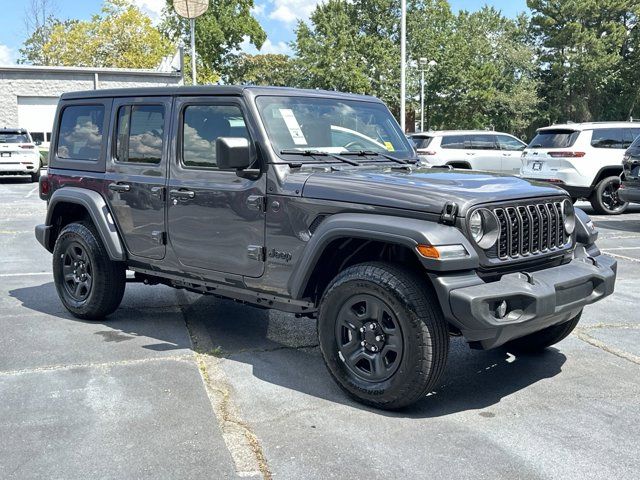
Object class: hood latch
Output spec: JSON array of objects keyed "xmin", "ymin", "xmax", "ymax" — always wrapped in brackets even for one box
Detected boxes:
[{"xmin": 440, "ymin": 202, "xmax": 458, "ymax": 225}]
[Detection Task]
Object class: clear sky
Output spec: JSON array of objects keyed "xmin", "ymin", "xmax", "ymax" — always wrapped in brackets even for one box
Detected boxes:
[{"xmin": 0, "ymin": 0, "xmax": 529, "ymax": 64}]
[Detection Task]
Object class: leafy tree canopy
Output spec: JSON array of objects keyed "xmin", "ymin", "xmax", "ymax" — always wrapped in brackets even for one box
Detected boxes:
[{"xmin": 21, "ymin": 0, "xmax": 174, "ymax": 68}]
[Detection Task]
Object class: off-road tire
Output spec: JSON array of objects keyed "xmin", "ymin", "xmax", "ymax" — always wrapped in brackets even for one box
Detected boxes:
[
  {"xmin": 505, "ymin": 313, "xmax": 581, "ymax": 353},
  {"xmin": 52, "ymin": 222, "xmax": 125, "ymax": 319},
  {"xmin": 589, "ymin": 176, "xmax": 628, "ymax": 215},
  {"xmin": 317, "ymin": 262, "xmax": 449, "ymax": 410}
]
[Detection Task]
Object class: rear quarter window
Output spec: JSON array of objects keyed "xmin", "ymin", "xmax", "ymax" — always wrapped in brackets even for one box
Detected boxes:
[
  {"xmin": 57, "ymin": 105, "xmax": 105, "ymax": 161},
  {"xmin": 590, "ymin": 128, "xmax": 625, "ymax": 149}
]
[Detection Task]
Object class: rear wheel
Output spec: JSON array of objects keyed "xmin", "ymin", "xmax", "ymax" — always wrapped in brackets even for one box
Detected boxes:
[
  {"xmin": 317, "ymin": 262, "xmax": 449, "ymax": 410},
  {"xmin": 505, "ymin": 313, "xmax": 581, "ymax": 353},
  {"xmin": 52, "ymin": 222, "xmax": 125, "ymax": 319},
  {"xmin": 590, "ymin": 176, "xmax": 628, "ymax": 215}
]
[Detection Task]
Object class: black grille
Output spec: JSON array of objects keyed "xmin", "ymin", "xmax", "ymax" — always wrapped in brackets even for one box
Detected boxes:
[{"xmin": 493, "ymin": 200, "xmax": 567, "ymax": 259}]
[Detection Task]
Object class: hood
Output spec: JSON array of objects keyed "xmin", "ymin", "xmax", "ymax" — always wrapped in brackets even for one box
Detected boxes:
[{"xmin": 302, "ymin": 167, "xmax": 567, "ymax": 214}]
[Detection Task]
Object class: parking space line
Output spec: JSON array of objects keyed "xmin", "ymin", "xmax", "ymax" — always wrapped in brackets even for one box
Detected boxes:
[
  {"xmin": 0, "ymin": 354, "xmax": 195, "ymax": 377},
  {"xmin": 0, "ymin": 272, "xmax": 51, "ymax": 277},
  {"xmin": 601, "ymin": 246, "xmax": 640, "ymax": 250},
  {"xmin": 601, "ymin": 251, "xmax": 640, "ymax": 263},
  {"xmin": 25, "ymin": 186, "xmax": 38, "ymax": 198}
]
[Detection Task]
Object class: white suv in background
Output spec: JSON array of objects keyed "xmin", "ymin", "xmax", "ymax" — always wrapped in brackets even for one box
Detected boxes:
[
  {"xmin": 0, "ymin": 128, "xmax": 42, "ymax": 182},
  {"xmin": 521, "ymin": 122, "xmax": 640, "ymax": 214},
  {"xmin": 409, "ymin": 130, "xmax": 527, "ymax": 174}
]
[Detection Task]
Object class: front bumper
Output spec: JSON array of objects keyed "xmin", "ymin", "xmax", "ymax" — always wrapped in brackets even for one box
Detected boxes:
[{"xmin": 431, "ymin": 252, "xmax": 617, "ymax": 349}]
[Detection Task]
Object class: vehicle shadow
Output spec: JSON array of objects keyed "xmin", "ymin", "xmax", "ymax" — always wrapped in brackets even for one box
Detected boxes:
[
  {"xmin": 591, "ymin": 220, "xmax": 640, "ymax": 233},
  {"xmin": 9, "ymin": 281, "xmax": 567, "ymax": 418},
  {"xmin": 0, "ymin": 176, "xmax": 34, "ymax": 184}
]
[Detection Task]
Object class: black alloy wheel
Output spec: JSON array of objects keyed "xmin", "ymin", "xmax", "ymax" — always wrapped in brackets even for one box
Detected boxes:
[
  {"xmin": 335, "ymin": 293, "xmax": 403, "ymax": 382},
  {"xmin": 61, "ymin": 241, "xmax": 93, "ymax": 302},
  {"xmin": 590, "ymin": 176, "xmax": 628, "ymax": 215}
]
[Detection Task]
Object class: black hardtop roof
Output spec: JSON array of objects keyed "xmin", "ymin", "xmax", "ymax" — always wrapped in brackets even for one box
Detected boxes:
[{"xmin": 60, "ymin": 85, "xmax": 383, "ymax": 103}]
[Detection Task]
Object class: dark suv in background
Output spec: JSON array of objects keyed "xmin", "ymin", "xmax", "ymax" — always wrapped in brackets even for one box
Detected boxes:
[
  {"xmin": 620, "ymin": 136, "xmax": 640, "ymax": 204},
  {"xmin": 35, "ymin": 86, "xmax": 616, "ymax": 409}
]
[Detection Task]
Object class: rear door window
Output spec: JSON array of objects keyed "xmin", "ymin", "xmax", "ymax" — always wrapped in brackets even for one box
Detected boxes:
[
  {"xmin": 590, "ymin": 128, "xmax": 625, "ymax": 149},
  {"xmin": 468, "ymin": 134, "xmax": 497, "ymax": 150},
  {"xmin": 529, "ymin": 129, "xmax": 580, "ymax": 148},
  {"xmin": 57, "ymin": 105, "xmax": 105, "ymax": 161},
  {"xmin": 115, "ymin": 105, "xmax": 165, "ymax": 164}
]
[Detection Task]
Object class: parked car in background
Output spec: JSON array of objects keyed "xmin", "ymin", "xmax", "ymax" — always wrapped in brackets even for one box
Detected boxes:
[
  {"xmin": 0, "ymin": 128, "xmax": 42, "ymax": 182},
  {"xmin": 521, "ymin": 122, "xmax": 640, "ymax": 214},
  {"xmin": 409, "ymin": 130, "xmax": 527, "ymax": 174},
  {"xmin": 620, "ymin": 135, "xmax": 640, "ymax": 205}
]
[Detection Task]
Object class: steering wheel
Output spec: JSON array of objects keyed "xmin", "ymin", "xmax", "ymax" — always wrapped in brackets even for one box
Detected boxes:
[{"xmin": 344, "ymin": 141, "xmax": 367, "ymax": 151}]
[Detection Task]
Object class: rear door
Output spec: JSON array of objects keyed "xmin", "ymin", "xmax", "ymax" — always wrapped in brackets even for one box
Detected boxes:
[
  {"xmin": 104, "ymin": 97, "xmax": 171, "ymax": 260},
  {"xmin": 466, "ymin": 134, "xmax": 501, "ymax": 172},
  {"xmin": 166, "ymin": 96, "xmax": 266, "ymax": 278},
  {"xmin": 496, "ymin": 134, "xmax": 526, "ymax": 174}
]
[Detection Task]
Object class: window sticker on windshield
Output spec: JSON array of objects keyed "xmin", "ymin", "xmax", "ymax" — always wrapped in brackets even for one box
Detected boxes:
[
  {"xmin": 279, "ymin": 109, "xmax": 307, "ymax": 145},
  {"xmin": 384, "ymin": 141, "xmax": 395, "ymax": 151}
]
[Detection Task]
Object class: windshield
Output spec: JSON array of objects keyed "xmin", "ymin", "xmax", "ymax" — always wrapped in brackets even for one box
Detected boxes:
[
  {"xmin": 255, "ymin": 96, "xmax": 414, "ymax": 160},
  {"xmin": 529, "ymin": 129, "xmax": 579, "ymax": 148},
  {"xmin": 0, "ymin": 132, "xmax": 30, "ymax": 143}
]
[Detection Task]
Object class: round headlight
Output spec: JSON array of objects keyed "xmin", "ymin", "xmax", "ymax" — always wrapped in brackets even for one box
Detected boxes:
[
  {"xmin": 469, "ymin": 209, "xmax": 500, "ymax": 249},
  {"xmin": 562, "ymin": 198, "xmax": 576, "ymax": 235},
  {"xmin": 469, "ymin": 210, "xmax": 484, "ymax": 243}
]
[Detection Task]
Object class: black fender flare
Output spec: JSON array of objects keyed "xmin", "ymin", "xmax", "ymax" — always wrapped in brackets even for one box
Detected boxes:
[
  {"xmin": 44, "ymin": 187, "xmax": 126, "ymax": 261},
  {"xmin": 288, "ymin": 213, "xmax": 479, "ymax": 299}
]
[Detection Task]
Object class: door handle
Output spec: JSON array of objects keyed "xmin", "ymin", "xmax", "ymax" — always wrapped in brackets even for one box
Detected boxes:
[
  {"xmin": 108, "ymin": 182, "xmax": 131, "ymax": 193},
  {"xmin": 169, "ymin": 189, "xmax": 195, "ymax": 199},
  {"xmin": 465, "ymin": 152, "xmax": 476, "ymax": 155}
]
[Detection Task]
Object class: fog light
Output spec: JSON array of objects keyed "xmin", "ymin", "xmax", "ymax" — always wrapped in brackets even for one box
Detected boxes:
[{"xmin": 496, "ymin": 300, "xmax": 508, "ymax": 319}]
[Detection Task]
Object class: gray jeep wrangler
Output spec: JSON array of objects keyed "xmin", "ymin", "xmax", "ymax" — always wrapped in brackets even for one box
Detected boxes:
[{"xmin": 35, "ymin": 86, "xmax": 616, "ymax": 409}]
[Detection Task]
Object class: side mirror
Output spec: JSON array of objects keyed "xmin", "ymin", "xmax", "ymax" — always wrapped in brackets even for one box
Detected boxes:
[{"xmin": 216, "ymin": 137, "xmax": 252, "ymax": 170}]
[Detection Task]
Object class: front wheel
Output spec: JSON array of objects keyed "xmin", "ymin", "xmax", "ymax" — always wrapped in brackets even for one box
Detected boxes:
[
  {"xmin": 318, "ymin": 262, "xmax": 449, "ymax": 410},
  {"xmin": 52, "ymin": 222, "xmax": 126, "ymax": 319},
  {"xmin": 590, "ymin": 176, "xmax": 628, "ymax": 215}
]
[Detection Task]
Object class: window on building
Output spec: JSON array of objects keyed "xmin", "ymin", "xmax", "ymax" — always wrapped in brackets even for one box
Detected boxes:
[{"xmin": 57, "ymin": 105, "xmax": 105, "ymax": 161}]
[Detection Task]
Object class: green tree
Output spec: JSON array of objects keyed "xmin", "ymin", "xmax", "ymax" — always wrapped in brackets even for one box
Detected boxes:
[
  {"xmin": 294, "ymin": 0, "xmax": 400, "ymax": 110},
  {"xmin": 23, "ymin": 0, "xmax": 174, "ymax": 68},
  {"xmin": 528, "ymin": 0, "xmax": 640, "ymax": 123},
  {"xmin": 224, "ymin": 53, "xmax": 298, "ymax": 86},
  {"xmin": 160, "ymin": 0, "xmax": 266, "ymax": 82}
]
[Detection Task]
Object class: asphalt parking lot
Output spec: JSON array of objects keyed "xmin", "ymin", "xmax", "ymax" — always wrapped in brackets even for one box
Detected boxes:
[{"xmin": 1, "ymin": 176, "xmax": 639, "ymax": 479}]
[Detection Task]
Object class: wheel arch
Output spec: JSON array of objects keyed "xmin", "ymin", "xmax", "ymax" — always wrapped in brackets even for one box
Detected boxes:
[
  {"xmin": 591, "ymin": 166, "xmax": 623, "ymax": 187},
  {"xmin": 446, "ymin": 161, "xmax": 472, "ymax": 169},
  {"xmin": 288, "ymin": 213, "xmax": 478, "ymax": 303},
  {"xmin": 45, "ymin": 187, "xmax": 126, "ymax": 261}
]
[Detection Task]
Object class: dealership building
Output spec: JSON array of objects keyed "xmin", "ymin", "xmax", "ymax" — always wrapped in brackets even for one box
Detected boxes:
[{"xmin": 0, "ymin": 64, "xmax": 183, "ymax": 144}]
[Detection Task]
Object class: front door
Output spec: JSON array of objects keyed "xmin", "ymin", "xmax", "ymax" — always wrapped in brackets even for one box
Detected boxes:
[
  {"xmin": 166, "ymin": 97, "xmax": 266, "ymax": 278},
  {"xmin": 104, "ymin": 97, "xmax": 171, "ymax": 260}
]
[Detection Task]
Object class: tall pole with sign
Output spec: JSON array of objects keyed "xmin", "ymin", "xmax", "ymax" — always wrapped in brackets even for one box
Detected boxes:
[{"xmin": 173, "ymin": 0, "xmax": 209, "ymax": 85}]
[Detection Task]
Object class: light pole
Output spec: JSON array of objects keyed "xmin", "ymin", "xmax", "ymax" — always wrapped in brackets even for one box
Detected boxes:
[
  {"xmin": 400, "ymin": 0, "xmax": 406, "ymax": 132},
  {"xmin": 419, "ymin": 59, "xmax": 437, "ymax": 132},
  {"xmin": 173, "ymin": 0, "xmax": 209, "ymax": 85}
]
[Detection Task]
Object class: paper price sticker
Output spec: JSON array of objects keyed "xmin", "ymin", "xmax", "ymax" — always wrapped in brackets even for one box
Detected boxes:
[{"xmin": 279, "ymin": 109, "xmax": 307, "ymax": 145}]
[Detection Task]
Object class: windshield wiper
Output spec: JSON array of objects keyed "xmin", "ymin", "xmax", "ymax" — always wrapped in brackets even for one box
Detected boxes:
[
  {"xmin": 279, "ymin": 149, "xmax": 360, "ymax": 166},
  {"xmin": 340, "ymin": 150, "xmax": 416, "ymax": 165}
]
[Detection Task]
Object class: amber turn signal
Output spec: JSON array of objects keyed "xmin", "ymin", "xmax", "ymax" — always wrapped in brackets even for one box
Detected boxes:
[{"xmin": 416, "ymin": 244, "xmax": 440, "ymax": 258}]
